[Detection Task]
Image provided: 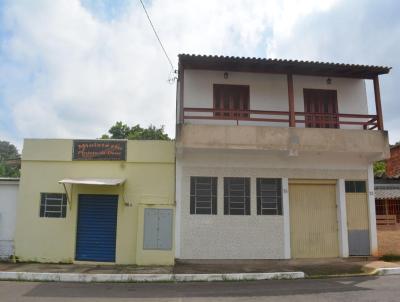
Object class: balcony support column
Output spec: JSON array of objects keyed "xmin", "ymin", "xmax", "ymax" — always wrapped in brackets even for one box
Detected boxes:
[
  {"xmin": 287, "ymin": 74, "xmax": 295, "ymax": 127},
  {"xmin": 373, "ymin": 76, "xmax": 384, "ymax": 130}
]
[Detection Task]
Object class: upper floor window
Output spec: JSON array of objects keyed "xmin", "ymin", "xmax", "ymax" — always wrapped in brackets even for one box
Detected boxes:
[
  {"xmin": 40, "ymin": 193, "xmax": 67, "ymax": 218},
  {"xmin": 224, "ymin": 177, "xmax": 250, "ymax": 215},
  {"xmin": 304, "ymin": 89, "xmax": 338, "ymax": 129},
  {"xmin": 213, "ymin": 84, "xmax": 249, "ymax": 119}
]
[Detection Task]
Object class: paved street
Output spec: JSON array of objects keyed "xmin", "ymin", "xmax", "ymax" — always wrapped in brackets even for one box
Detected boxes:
[{"xmin": 0, "ymin": 275, "xmax": 399, "ymax": 301}]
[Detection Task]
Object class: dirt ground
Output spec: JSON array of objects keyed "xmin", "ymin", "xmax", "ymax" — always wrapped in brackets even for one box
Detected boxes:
[{"xmin": 378, "ymin": 229, "xmax": 400, "ymax": 255}]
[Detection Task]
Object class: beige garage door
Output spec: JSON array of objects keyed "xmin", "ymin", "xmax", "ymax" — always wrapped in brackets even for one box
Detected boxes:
[{"xmin": 289, "ymin": 180, "xmax": 339, "ymax": 258}]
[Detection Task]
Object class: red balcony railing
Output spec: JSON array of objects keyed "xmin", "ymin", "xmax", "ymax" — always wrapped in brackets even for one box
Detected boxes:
[{"xmin": 183, "ymin": 108, "xmax": 379, "ymax": 130}]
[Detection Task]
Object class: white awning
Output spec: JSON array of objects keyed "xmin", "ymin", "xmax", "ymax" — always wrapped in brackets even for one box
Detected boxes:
[{"xmin": 58, "ymin": 178, "xmax": 125, "ymax": 186}]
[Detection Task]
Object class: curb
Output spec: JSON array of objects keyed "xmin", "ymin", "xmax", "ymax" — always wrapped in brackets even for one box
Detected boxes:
[
  {"xmin": 375, "ymin": 267, "xmax": 400, "ymax": 276},
  {"xmin": 0, "ymin": 271, "xmax": 305, "ymax": 283}
]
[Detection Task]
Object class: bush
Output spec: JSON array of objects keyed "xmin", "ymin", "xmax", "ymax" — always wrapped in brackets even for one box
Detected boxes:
[{"xmin": 379, "ymin": 254, "xmax": 400, "ymax": 262}]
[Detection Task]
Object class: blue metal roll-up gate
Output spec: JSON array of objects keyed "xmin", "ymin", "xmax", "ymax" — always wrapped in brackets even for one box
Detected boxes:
[{"xmin": 75, "ymin": 194, "xmax": 118, "ymax": 262}]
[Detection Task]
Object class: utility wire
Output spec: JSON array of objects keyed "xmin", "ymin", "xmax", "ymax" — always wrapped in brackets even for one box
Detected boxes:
[{"xmin": 139, "ymin": 0, "xmax": 175, "ymax": 71}]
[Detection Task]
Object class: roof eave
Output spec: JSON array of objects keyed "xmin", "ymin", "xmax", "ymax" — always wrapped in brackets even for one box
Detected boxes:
[{"xmin": 178, "ymin": 54, "xmax": 391, "ymax": 79}]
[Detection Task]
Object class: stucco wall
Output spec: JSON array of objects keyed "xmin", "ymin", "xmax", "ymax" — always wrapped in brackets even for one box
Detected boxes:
[
  {"xmin": 183, "ymin": 69, "xmax": 368, "ymax": 129},
  {"xmin": 15, "ymin": 139, "xmax": 175, "ymax": 265},
  {"xmin": 0, "ymin": 180, "xmax": 18, "ymax": 259}
]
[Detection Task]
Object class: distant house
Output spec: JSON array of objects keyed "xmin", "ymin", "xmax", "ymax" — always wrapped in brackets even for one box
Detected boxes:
[
  {"xmin": 375, "ymin": 179, "xmax": 400, "ymax": 227},
  {"xmin": 175, "ymin": 54, "xmax": 391, "ymax": 259},
  {"xmin": 0, "ymin": 177, "xmax": 18, "ymax": 259},
  {"xmin": 375, "ymin": 145, "xmax": 400, "ymax": 255},
  {"xmin": 375, "ymin": 145, "xmax": 400, "ymax": 228},
  {"xmin": 386, "ymin": 145, "xmax": 400, "ymax": 178}
]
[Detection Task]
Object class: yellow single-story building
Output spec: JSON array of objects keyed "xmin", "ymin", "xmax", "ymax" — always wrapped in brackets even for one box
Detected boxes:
[{"xmin": 15, "ymin": 139, "xmax": 175, "ymax": 265}]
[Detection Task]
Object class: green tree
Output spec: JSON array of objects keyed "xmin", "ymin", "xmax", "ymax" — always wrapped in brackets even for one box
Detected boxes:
[
  {"xmin": 102, "ymin": 122, "xmax": 170, "ymax": 140},
  {"xmin": 373, "ymin": 160, "xmax": 386, "ymax": 177},
  {"xmin": 0, "ymin": 140, "xmax": 20, "ymax": 177}
]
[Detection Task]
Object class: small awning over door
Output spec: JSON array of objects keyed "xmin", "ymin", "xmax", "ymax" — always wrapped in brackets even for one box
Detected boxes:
[
  {"xmin": 58, "ymin": 178, "xmax": 127, "ymax": 207},
  {"xmin": 58, "ymin": 178, "xmax": 125, "ymax": 186}
]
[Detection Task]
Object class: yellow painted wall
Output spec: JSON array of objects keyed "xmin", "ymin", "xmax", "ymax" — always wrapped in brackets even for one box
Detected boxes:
[
  {"xmin": 15, "ymin": 139, "xmax": 175, "ymax": 265},
  {"xmin": 289, "ymin": 181, "xmax": 339, "ymax": 258}
]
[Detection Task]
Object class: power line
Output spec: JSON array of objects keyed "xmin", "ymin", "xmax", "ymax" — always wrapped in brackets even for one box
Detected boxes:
[{"xmin": 139, "ymin": 0, "xmax": 175, "ymax": 71}]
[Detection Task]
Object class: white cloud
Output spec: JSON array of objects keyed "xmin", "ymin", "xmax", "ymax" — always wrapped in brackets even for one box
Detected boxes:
[
  {"xmin": 267, "ymin": 0, "xmax": 400, "ymax": 144},
  {"xmin": 1, "ymin": 0, "xmax": 342, "ymax": 145}
]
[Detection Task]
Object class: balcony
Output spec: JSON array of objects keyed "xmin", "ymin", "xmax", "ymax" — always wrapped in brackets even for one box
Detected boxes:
[
  {"xmin": 178, "ymin": 55, "xmax": 390, "ymax": 132},
  {"xmin": 183, "ymin": 108, "xmax": 379, "ymax": 130},
  {"xmin": 176, "ymin": 55, "xmax": 391, "ymax": 159},
  {"xmin": 176, "ymin": 122, "xmax": 389, "ymax": 160}
]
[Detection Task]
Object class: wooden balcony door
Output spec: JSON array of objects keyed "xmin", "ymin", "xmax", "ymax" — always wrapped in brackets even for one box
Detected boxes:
[
  {"xmin": 213, "ymin": 84, "xmax": 249, "ymax": 118},
  {"xmin": 304, "ymin": 89, "xmax": 339, "ymax": 128}
]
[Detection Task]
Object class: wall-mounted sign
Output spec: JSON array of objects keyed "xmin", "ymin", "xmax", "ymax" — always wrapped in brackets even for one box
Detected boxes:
[{"xmin": 73, "ymin": 140, "xmax": 127, "ymax": 161}]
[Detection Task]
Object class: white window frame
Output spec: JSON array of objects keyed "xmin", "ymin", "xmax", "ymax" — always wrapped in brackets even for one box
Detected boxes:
[{"xmin": 40, "ymin": 193, "xmax": 67, "ymax": 218}]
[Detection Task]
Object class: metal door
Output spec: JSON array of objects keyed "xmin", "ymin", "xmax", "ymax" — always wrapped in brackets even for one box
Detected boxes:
[
  {"xmin": 289, "ymin": 180, "xmax": 339, "ymax": 258},
  {"xmin": 346, "ymin": 192, "xmax": 370, "ymax": 255},
  {"xmin": 76, "ymin": 194, "xmax": 118, "ymax": 262},
  {"xmin": 143, "ymin": 208, "xmax": 173, "ymax": 250}
]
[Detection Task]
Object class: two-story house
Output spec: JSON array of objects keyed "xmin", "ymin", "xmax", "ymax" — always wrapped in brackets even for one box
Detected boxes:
[{"xmin": 175, "ymin": 54, "xmax": 391, "ymax": 260}]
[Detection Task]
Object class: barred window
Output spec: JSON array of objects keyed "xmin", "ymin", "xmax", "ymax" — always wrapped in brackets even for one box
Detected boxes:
[
  {"xmin": 190, "ymin": 177, "xmax": 217, "ymax": 215},
  {"xmin": 345, "ymin": 181, "xmax": 366, "ymax": 193},
  {"xmin": 40, "ymin": 193, "xmax": 67, "ymax": 218},
  {"xmin": 257, "ymin": 178, "xmax": 282, "ymax": 215},
  {"xmin": 224, "ymin": 177, "xmax": 250, "ymax": 215}
]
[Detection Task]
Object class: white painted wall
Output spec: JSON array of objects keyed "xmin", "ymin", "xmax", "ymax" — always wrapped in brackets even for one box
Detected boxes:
[
  {"xmin": 179, "ymin": 168, "xmax": 285, "ymax": 259},
  {"xmin": 183, "ymin": 69, "xmax": 368, "ymax": 129},
  {"xmin": 282, "ymin": 178, "xmax": 291, "ymax": 259},
  {"xmin": 177, "ymin": 149, "xmax": 371, "ymax": 259},
  {"xmin": 367, "ymin": 164, "xmax": 378, "ymax": 255},
  {"xmin": 336, "ymin": 179, "xmax": 349, "ymax": 257},
  {"xmin": 0, "ymin": 180, "xmax": 18, "ymax": 259}
]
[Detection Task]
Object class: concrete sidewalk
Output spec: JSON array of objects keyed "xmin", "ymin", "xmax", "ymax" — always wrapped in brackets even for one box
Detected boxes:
[
  {"xmin": 0, "ymin": 258, "xmax": 399, "ymax": 282},
  {"xmin": 174, "ymin": 258, "xmax": 389, "ymax": 276}
]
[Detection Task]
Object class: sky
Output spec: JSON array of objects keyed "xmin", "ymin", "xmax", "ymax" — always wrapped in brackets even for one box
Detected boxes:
[{"xmin": 0, "ymin": 0, "xmax": 399, "ymax": 151}]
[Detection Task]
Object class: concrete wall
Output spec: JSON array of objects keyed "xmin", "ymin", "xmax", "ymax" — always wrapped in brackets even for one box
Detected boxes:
[
  {"xmin": 15, "ymin": 139, "xmax": 175, "ymax": 265},
  {"xmin": 0, "ymin": 179, "xmax": 18, "ymax": 259},
  {"xmin": 176, "ymin": 149, "xmax": 372, "ymax": 259},
  {"xmin": 183, "ymin": 70, "xmax": 368, "ymax": 129},
  {"xmin": 177, "ymin": 124, "xmax": 390, "ymax": 162}
]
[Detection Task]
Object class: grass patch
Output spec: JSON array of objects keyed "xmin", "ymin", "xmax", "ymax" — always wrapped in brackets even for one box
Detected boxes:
[{"xmin": 379, "ymin": 254, "xmax": 400, "ymax": 262}]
